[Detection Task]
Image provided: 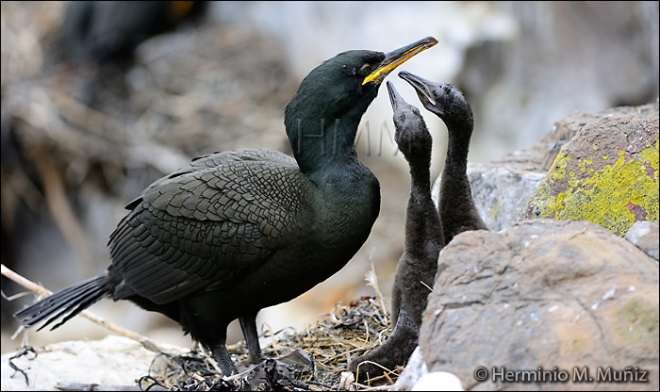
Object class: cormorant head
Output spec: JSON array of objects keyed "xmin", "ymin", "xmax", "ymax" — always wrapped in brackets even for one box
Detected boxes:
[
  {"xmin": 284, "ymin": 37, "xmax": 438, "ymax": 141},
  {"xmin": 285, "ymin": 50, "xmax": 386, "ymax": 123},
  {"xmin": 386, "ymin": 81, "xmax": 432, "ymax": 165},
  {"xmin": 398, "ymin": 71, "xmax": 474, "ymax": 131}
]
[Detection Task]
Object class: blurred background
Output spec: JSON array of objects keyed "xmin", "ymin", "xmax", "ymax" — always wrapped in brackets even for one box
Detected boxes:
[{"xmin": 2, "ymin": 1, "xmax": 658, "ymax": 354}]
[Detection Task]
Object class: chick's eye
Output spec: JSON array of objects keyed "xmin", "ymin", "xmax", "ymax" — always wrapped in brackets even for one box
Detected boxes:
[{"xmin": 360, "ymin": 64, "xmax": 372, "ymax": 76}]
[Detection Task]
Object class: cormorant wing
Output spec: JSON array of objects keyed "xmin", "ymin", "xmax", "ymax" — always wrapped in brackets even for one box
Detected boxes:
[{"xmin": 108, "ymin": 149, "xmax": 309, "ymax": 305}]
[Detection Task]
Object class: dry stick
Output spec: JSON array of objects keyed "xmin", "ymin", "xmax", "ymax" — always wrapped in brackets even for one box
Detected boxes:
[
  {"xmin": 365, "ymin": 262, "xmax": 388, "ymax": 316},
  {"xmin": 1, "ymin": 264, "xmax": 163, "ymax": 354}
]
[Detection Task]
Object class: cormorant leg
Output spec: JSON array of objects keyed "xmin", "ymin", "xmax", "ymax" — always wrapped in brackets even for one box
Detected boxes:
[
  {"xmin": 212, "ymin": 343, "xmax": 239, "ymax": 377},
  {"xmin": 239, "ymin": 314, "xmax": 264, "ymax": 364}
]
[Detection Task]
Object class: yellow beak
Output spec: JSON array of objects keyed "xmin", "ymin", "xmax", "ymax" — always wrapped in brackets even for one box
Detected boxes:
[{"xmin": 362, "ymin": 36, "xmax": 438, "ymax": 86}]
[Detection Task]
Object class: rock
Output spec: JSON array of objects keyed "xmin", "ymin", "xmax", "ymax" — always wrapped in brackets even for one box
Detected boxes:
[
  {"xmin": 521, "ymin": 103, "xmax": 659, "ymax": 235},
  {"xmin": 625, "ymin": 221, "xmax": 660, "ymax": 261},
  {"xmin": 433, "ymin": 162, "xmax": 545, "ymax": 232},
  {"xmin": 0, "ymin": 335, "xmax": 180, "ymax": 391},
  {"xmin": 419, "ymin": 220, "xmax": 659, "ymax": 391}
]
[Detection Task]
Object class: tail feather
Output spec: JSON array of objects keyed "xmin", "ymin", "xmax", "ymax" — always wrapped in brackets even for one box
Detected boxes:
[
  {"xmin": 14, "ymin": 276, "xmax": 109, "ymax": 330},
  {"xmin": 24, "ymin": 278, "xmax": 102, "ymax": 327}
]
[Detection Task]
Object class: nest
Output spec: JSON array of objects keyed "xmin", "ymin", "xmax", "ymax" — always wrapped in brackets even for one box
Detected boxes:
[{"xmin": 141, "ymin": 296, "xmax": 401, "ymax": 391}]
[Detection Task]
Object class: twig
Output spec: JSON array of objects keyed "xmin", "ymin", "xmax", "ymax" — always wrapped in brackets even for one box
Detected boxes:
[
  {"xmin": 8, "ymin": 346, "xmax": 36, "ymax": 385},
  {"xmin": 420, "ymin": 280, "xmax": 433, "ymax": 293},
  {"xmin": 364, "ymin": 262, "xmax": 388, "ymax": 316}
]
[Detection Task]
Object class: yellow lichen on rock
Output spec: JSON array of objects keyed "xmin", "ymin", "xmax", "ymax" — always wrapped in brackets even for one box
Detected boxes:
[{"xmin": 525, "ymin": 128, "xmax": 658, "ymax": 236}]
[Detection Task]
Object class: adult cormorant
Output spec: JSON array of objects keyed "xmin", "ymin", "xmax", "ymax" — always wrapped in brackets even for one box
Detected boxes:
[{"xmin": 13, "ymin": 37, "xmax": 438, "ymax": 377}]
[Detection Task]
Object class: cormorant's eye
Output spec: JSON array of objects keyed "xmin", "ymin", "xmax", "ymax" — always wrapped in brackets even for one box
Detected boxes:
[{"xmin": 360, "ymin": 64, "xmax": 372, "ymax": 76}]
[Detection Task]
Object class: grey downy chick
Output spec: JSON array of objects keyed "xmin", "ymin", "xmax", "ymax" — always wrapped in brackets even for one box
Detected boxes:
[
  {"xmin": 349, "ymin": 81, "xmax": 444, "ymax": 382},
  {"xmin": 399, "ymin": 71, "xmax": 488, "ymax": 243}
]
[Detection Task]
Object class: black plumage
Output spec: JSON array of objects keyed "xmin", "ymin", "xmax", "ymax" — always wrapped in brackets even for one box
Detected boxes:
[
  {"xmin": 349, "ymin": 81, "xmax": 444, "ymax": 381},
  {"xmin": 14, "ymin": 37, "xmax": 438, "ymax": 377}
]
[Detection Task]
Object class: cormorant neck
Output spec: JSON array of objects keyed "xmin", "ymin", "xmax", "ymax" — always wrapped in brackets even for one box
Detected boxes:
[
  {"xmin": 444, "ymin": 117, "xmax": 473, "ymax": 176},
  {"xmin": 285, "ymin": 108, "xmax": 364, "ymax": 176},
  {"xmin": 405, "ymin": 159, "xmax": 443, "ymax": 259},
  {"xmin": 409, "ymin": 161, "xmax": 432, "ymax": 199}
]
